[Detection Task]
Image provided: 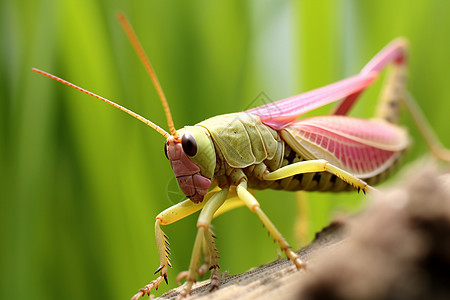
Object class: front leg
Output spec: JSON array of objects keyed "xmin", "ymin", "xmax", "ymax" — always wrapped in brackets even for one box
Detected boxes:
[{"xmin": 131, "ymin": 196, "xmax": 211, "ymax": 300}]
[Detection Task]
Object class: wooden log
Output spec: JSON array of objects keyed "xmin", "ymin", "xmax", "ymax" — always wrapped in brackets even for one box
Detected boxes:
[{"xmin": 158, "ymin": 159, "xmax": 450, "ymax": 300}]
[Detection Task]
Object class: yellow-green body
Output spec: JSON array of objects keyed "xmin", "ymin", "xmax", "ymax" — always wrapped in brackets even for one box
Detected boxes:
[{"xmin": 185, "ymin": 112, "xmax": 405, "ymax": 194}]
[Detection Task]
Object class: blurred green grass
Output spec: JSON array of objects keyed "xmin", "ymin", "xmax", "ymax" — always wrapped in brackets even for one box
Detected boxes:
[{"xmin": 2, "ymin": 1, "xmax": 450, "ymax": 299}]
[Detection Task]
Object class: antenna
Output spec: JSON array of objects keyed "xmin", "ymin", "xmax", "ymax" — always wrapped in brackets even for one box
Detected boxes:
[
  {"xmin": 32, "ymin": 68, "xmax": 170, "ymax": 138},
  {"xmin": 117, "ymin": 12, "xmax": 179, "ymax": 141}
]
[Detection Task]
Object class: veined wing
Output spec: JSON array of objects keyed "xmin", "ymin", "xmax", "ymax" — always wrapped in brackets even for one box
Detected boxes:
[
  {"xmin": 246, "ymin": 39, "xmax": 408, "ymax": 130},
  {"xmin": 246, "ymin": 73, "xmax": 376, "ymax": 130},
  {"xmin": 280, "ymin": 116, "xmax": 409, "ymax": 178}
]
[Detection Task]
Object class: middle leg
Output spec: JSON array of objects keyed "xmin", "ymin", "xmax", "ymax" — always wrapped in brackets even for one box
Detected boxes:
[
  {"xmin": 176, "ymin": 188, "xmax": 245, "ymax": 286},
  {"xmin": 178, "ymin": 188, "xmax": 229, "ymax": 298},
  {"xmin": 232, "ymin": 169, "xmax": 306, "ymax": 269}
]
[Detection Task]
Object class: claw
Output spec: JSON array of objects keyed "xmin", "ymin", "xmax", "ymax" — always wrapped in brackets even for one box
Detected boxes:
[
  {"xmin": 131, "ymin": 276, "xmax": 165, "ymax": 300},
  {"xmin": 209, "ymin": 266, "xmax": 221, "ymax": 292},
  {"xmin": 294, "ymin": 257, "xmax": 307, "ymax": 270},
  {"xmin": 154, "ymin": 265, "xmax": 164, "ymax": 275}
]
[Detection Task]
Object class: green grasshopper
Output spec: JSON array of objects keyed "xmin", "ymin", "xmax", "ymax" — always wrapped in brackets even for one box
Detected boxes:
[{"xmin": 33, "ymin": 13, "xmax": 449, "ymax": 300}]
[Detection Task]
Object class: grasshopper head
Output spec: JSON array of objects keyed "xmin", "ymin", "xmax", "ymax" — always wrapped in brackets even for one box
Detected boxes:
[{"xmin": 165, "ymin": 126, "xmax": 216, "ymax": 203}]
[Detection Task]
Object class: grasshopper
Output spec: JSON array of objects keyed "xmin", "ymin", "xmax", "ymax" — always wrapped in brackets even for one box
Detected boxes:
[{"xmin": 33, "ymin": 13, "xmax": 449, "ymax": 300}]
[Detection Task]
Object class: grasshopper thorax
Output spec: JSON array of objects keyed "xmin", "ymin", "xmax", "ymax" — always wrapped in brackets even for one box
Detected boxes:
[{"xmin": 165, "ymin": 126, "xmax": 216, "ymax": 203}]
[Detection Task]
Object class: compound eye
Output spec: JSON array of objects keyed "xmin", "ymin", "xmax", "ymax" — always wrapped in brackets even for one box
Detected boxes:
[
  {"xmin": 181, "ymin": 132, "xmax": 197, "ymax": 156},
  {"xmin": 164, "ymin": 142, "xmax": 169, "ymax": 160}
]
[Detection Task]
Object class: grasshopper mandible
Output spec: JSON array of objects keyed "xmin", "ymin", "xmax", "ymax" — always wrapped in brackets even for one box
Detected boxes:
[{"xmin": 33, "ymin": 13, "xmax": 450, "ymax": 300}]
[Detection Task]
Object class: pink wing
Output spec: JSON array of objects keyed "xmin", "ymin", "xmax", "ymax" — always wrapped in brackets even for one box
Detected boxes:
[
  {"xmin": 246, "ymin": 38, "xmax": 408, "ymax": 130},
  {"xmin": 246, "ymin": 73, "xmax": 376, "ymax": 130},
  {"xmin": 333, "ymin": 38, "xmax": 407, "ymax": 115},
  {"xmin": 282, "ymin": 116, "xmax": 409, "ymax": 177}
]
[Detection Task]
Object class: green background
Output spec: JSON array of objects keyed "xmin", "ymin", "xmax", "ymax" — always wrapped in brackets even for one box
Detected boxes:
[{"xmin": 2, "ymin": 1, "xmax": 450, "ymax": 299}]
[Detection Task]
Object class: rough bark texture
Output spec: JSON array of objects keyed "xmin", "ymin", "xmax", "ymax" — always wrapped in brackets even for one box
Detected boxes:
[{"xmin": 157, "ymin": 160, "xmax": 450, "ymax": 300}]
